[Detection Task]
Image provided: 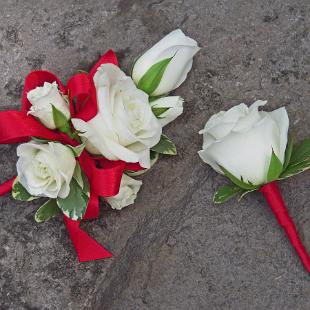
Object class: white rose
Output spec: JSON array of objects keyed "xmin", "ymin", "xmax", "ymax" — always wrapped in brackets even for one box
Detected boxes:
[
  {"xmin": 150, "ymin": 96, "xmax": 184, "ymax": 127},
  {"xmin": 27, "ymin": 82, "xmax": 70, "ymax": 129},
  {"xmin": 198, "ymin": 100, "xmax": 289, "ymax": 185},
  {"xmin": 105, "ymin": 174, "xmax": 142, "ymax": 210},
  {"xmin": 72, "ymin": 64, "xmax": 162, "ymax": 168},
  {"xmin": 132, "ymin": 29, "xmax": 200, "ymax": 96},
  {"xmin": 16, "ymin": 142, "xmax": 76, "ymax": 199}
]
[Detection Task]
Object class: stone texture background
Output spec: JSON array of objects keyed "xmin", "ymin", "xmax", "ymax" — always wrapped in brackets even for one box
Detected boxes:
[{"xmin": 0, "ymin": 0, "xmax": 309, "ymax": 309}]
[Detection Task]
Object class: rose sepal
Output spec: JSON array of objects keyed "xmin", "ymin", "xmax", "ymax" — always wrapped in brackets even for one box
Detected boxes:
[{"xmin": 213, "ymin": 136, "xmax": 310, "ymax": 204}]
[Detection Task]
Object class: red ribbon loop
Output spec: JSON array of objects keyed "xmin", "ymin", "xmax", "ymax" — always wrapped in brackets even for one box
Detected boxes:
[
  {"xmin": 67, "ymin": 73, "xmax": 97, "ymax": 121},
  {"xmin": 89, "ymin": 49, "xmax": 119, "ymax": 78}
]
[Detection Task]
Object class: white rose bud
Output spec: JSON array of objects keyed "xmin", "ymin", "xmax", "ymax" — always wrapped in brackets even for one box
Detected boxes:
[
  {"xmin": 198, "ymin": 100, "xmax": 289, "ymax": 185},
  {"xmin": 72, "ymin": 64, "xmax": 162, "ymax": 169},
  {"xmin": 16, "ymin": 142, "xmax": 76, "ymax": 199},
  {"xmin": 132, "ymin": 29, "xmax": 200, "ymax": 96},
  {"xmin": 150, "ymin": 96, "xmax": 184, "ymax": 127},
  {"xmin": 105, "ymin": 174, "xmax": 142, "ymax": 210},
  {"xmin": 27, "ymin": 82, "xmax": 70, "ymax": 129}
]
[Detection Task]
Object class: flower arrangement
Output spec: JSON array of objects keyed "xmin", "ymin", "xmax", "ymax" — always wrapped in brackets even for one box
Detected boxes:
[
  {"xmin": 199, "ymin": 101, "xmax": 310, "ymax": 272},
  {"xmin": 0, "ymin": 29, "xmax": 199, "ymax": 262}
]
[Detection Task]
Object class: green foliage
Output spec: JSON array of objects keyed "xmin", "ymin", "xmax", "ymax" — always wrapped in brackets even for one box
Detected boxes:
[
  {"xmin": 56, "ymin": 178, "xmax": 89, "ymax": 220},
  {"xmin": 151, "ymin": 134, "xmax": 177, "ymax": 155},
  {"xmin": 31, "ymin": 137, "xmax": 51, "ymax": 144},
  {"xmin": 73, "ymin": 162, "xmax": 84, "ymax": 188},
  {"xmin": 52, "ymin": 105, "xmax": 72, "ymax": 136},
  {"xmin": 266, "ymin": 149, "xmax": 283, "ymax": 183},
  {"xmin": 214, "ymin": 137, "xmax": 310, "ymax": 204},
  {"xmin": 283, "ymin": 134, "xmax": 294, "ymax": 170},
  {"xmin": 280, "ymin": 138, "xmax": 310, "ymax": 179},
  {"xmin": 289, "ymin": 138, "xmax": 310, "ymax": 165},
  {"xmin": 12, "ymin": 178, "xmax": 38, "ymax": 201},
  {"xmin": 68, "ymin": 143, "xmax": 86, "ymax": 157},
  {"xmin": 137, "ymin": 57, "xmax": 172, "ymax": 94},
  {"xmin": 213, "ymin": 185, "xmax": 244, "ymax": 204},
  {"xmin": 35, "ymin": 200, "xmax": 61, "ymax": 223},
  {"xmin": 219, "ymin": 166, "xmax": 258, "ymax": 191},
  {"xmin": 152, "ymin": 107, "xmax": 169, "ymax": 118}
]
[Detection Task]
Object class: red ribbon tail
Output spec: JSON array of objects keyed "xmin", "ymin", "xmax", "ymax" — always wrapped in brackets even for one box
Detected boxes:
[
  {"xmin": 260, "ymin": 181, "xmax": 310, "ymax": 273},
  {"xmin": 0, "ymin": 177, "xmax": 15, "ymax": 196},
  {"xmin": 63, "ymin": 216, "xmax": 112, "ymax": 262}
]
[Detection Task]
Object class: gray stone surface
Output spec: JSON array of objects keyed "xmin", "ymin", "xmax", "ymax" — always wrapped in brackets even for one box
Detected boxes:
[{"xmin": 0, "ymin": 0, "xmax": 309, "ymax": 309}]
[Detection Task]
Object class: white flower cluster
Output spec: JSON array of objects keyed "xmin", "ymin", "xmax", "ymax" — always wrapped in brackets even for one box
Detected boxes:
[{"xmin": 17, "ymin": 29, "xmax": 199, "ymax": 212}]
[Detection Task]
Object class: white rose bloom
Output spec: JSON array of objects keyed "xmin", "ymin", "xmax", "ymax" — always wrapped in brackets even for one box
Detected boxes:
[
  {"xmin": 27, "ymin": 82, "xmax": 70, "ymax": 129},
  {"xmin": 72, "ymin": 64, "xmax": 162, "ymax": 168},
  {"xmin": 105, "ymin": 174, "xmax": 142, "ymax": 210},
  {"xmin": 198, "ymin": 100, "xmax": 289, "ymax": 185},
  {"xmin": 16, "ymin": 142, "xmax": 76, "ymax": 199},
  {"xmin": 132, "ymin": 29, "xmax": 200, "ymax": 96},
  {"xmin": 150, "ymin": 96, "xmax": 184, "ymax": 127}
]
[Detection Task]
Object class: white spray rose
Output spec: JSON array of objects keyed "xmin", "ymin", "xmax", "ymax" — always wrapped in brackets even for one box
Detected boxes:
[
  {"xmin": 150, "ymin": 96, "xmax": 184, "ymax": 127},
  {"xmin": 27, "ymin": 82, "xmax": 70, "ymax": 129},
  {"xmin": 198, "ymin": 100, "xmax": 289, "ymax": 185},
  {"xmin": 72, "ymin": 64, "xmax": 162, "ymax": 168},
  {"xmin": 132, "ymin": 29, "xmax": 200, "ymax": 96},
  {"xmin": 105, "ymin": 174, "xmax": 142, "ymax": 210},
  {"xmin": 16, "ymin": 142, "xmax": 76, "ymax": 199}
]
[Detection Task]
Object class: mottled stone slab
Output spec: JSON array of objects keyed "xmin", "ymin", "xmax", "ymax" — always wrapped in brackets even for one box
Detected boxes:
[{"xmin": 0, "ymin": 0, "xmax": 309, "ymax": 309}]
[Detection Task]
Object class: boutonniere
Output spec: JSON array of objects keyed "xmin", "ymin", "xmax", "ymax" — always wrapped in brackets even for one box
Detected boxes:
[
  {"xmin": 199, "ymin": 100, "xmax": 310, "ymax": 273},
  {"xmin": 0, "ymin": 29, "xmax": 199, "ymax": 262}
]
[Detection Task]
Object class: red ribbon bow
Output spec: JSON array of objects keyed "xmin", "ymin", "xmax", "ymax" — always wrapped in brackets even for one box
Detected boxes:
[{"xmin": 0, "ymin": 50, "xmax": 143, "ymax": 262}]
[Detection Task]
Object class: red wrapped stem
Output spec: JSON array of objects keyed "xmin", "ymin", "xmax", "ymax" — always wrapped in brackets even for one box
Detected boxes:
[{"xmin": 260, "ymin": 181, "xmax": 310, "ymax": 273}]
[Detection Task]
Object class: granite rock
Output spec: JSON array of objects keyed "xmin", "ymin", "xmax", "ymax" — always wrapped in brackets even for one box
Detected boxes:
[{"xmin": 0, "ymin": 0, "xmax": 309, "ymax": 309}]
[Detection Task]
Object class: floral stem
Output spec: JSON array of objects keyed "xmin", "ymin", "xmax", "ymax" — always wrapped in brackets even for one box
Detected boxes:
[{"xmin": 260, "ymin": 181, "xmax": 310, "ymax": 273}]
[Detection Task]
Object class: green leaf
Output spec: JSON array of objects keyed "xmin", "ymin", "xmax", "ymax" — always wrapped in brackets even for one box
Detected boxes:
[
  {"xmin": 73, "ymin": 162, "xmax": 84, "ymax": 189},
  {"xmin": 151, "ymin": 134, "xmax": 177, "ymax": 155},
  {"xmin": 56, "ymin": 179, "xmax": 89, "ymax": 220},
  {"xmin": 280, "ymin": 137, "xmax": 310, "ymax": 179},
  {"xmin": 152, "ymin": 107, "xmax": 169, "ymax": 118},
  {"xmin": 81, "ymin": 170, "xmax": 90, "ymax": 195},
  {"xmin": 283, "ymin": 134, "xmax": 294, "ymax": 170},
  {"xmin": 52, "ymin": 105, "xmax": 68, "ymax": 128},
  {"xmin": 68, "ymin": 143, "xmax": 86, "ymax": 157},
  {"xmin": 12, "ymin": 178, "xmax": 38, "ymax": 201},
  {"xmin": 213, "ymin": 185, "xmax": 244, "ymax": 204},
  {"xmin": 31, "ymin": 137, "xmax": 51, "ymax": 144},
  {"xmin": 149, "ymin": 95, "xmax": 165, "ymax": 103},
  {"xmin": 238, "ymin": 189, "xmax": 257, "ymax": 202},
  {"xmin": 289, "ymin": 138, "xmax": 310, "ymax": 166},
  {"xmin": 35, "ymin": 199, "xmax": 61, "ymax": 223},
  {"xmin": 279, "ymin": 159, "xmax": 310, "ymax": 179},
  {"xmin": 266, "ymin": 149, "xmax": 283, "ymax": 183},
  {"xmin": 219, "ymin": 166, "xmax": 258, "ymax": 190},
  {"xmin": 150, "ymin": 150, "xmax": 158, "ymax": 161},
  {"xmin": 51, "ymin": 104, "xmax": 74, "ymax": 138},
  {"xmin": 137, "ymin": 57, "xmax": 173, "ymax": 94},
  {"xmin": 77, "ymin": 69, "xmax": 88, "ymax": 74}
]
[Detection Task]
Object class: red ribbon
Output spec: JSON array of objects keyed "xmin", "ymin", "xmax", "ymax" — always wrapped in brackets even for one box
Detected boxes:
[
  {"xmin": 0, "ymin": 50, "xmax": 144, "ymax": 262},
  {"xmin": 0, "ymin": 178, "xmax": 15, "ymax": 196},
  {"xmin": 260, "ymin": 181, "xmax": 310, "ymax": 273}
]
